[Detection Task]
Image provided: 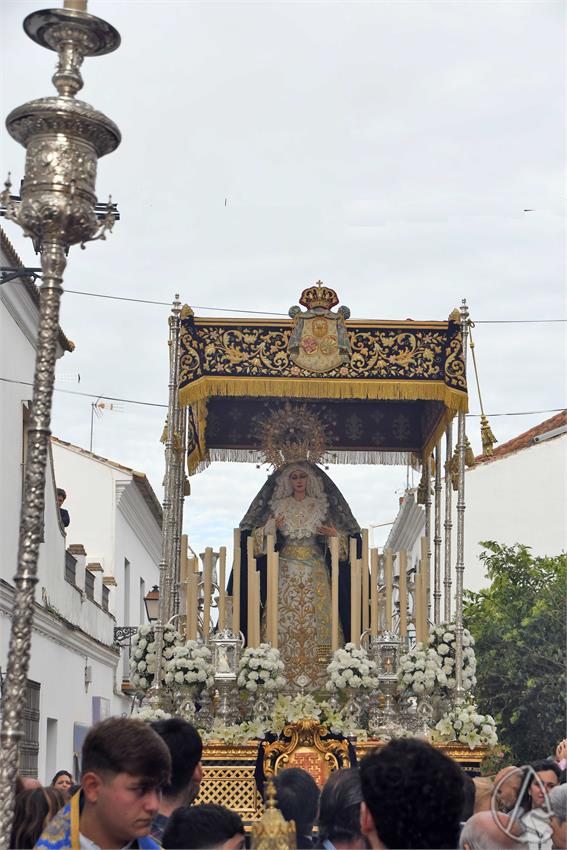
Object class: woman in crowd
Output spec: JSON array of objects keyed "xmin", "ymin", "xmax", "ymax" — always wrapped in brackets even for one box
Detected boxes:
[
  {"xmin": 51, "ymin": 770, "xmax": 73, "ymax": 799},
  {"xmin": 10, "ymin": 787, "xmax": 66, "ymax": 849},
  {"xmin": 519, "ymin": 759, "xmax": 561, "ymax": 850}
]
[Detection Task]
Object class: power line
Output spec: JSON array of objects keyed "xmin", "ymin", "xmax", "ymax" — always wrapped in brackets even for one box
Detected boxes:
[
  {"xmin": 62, "ymin": 288, "xmax": 567, "ymax": 322},
  {"xmin": 63, "ymin": 289, "xmax": 287, "ymax": 316},
  {"xmin": 3, "ymin": 274, "xmax": 564, "ymax": 322},
  {"xmin": 0, "ymin": 377, "xmax": 167, "ymax": 409},
  {"xmin": 1, "ymin": 376, "xmax": 563, "ymax": 418}
]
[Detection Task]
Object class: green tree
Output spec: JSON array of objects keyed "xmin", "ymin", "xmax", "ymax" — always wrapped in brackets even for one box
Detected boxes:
[{"xmin": 464, "ymin": 542, "xmax": 566, "ymax": 765}]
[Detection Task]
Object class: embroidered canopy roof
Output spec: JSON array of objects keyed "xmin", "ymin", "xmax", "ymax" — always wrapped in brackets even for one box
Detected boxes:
[{"xmin": 178, "ymin": 286, "xmax": 467, "ymax": 474}]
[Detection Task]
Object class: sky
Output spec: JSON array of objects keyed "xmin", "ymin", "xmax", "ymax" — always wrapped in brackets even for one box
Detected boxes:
[{"xmin": 1, "ymin": 0, "xmax": 565, "ymax": 559}]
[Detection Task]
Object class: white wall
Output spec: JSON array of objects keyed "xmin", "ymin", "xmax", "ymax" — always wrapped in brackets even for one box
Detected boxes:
[
  {"xmin": 383, "ymin": 434, "xmax": 567, "ymax": 620},
  {"xmin": 51, "ymin": 443, "xmax": 162, "ymax": 628},
  {"xmin": 458, "ymin": 435, "xmax": 567, "ymax": 593},
  {"xmin": 0, "ymin": 247, "xmax": 131, "ymax": 780},
  {"xmin": 51, "ymin": 441, "xmax": 162, "ymax": 685}
]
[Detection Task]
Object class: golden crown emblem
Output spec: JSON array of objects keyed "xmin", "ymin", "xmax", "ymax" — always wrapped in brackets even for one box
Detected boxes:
[{"xmin": 299, "ymin": 281, "xmax": 339, "ymax": 311}]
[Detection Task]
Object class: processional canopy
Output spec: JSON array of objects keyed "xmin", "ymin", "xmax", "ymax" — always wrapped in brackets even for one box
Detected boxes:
[{"xmin": 178, "ymin": 284, "xmax": 467, "ymax": 474}]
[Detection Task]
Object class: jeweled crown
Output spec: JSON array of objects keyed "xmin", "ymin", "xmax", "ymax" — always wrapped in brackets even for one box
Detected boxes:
[{"xmin": 299, "ymin": 281, "xmax": 339, "ymax": 311}]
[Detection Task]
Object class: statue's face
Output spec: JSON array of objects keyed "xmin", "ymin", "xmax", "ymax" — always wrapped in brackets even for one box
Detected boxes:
[{"xmin": 289, "ymin": 469, "xmax": 308, "ymax": 495}]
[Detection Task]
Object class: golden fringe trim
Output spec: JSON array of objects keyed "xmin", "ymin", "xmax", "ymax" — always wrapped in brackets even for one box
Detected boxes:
[
  {"xmin": 188, "ymin": 447, "xmax": 424, "ymax": 475},
  {"xmin": 184, "ymin": 381, "xmax": 461, "ymax": 475},
  {"xmin": 179, "ymin": 377, "xmax": 468, "ymax": 411}
]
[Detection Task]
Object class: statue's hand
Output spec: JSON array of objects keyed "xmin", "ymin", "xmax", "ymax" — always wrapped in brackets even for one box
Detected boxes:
[
  {"xmin": 317, "ymin": 525, "xmax": 337, "ymax": 537},
  {"xmin": 275, "ymin": 514, "xmax": 285, "ymax": 530}
]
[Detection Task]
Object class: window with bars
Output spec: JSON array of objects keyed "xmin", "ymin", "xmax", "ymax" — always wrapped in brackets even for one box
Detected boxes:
[
  {"xmin": 20, "ymin": 680, "xmax": 40, "ymax": 777},
  {"xmin": 102, "ymin": 585, "xmax": 110, "ymax": 612},
  {"xmin": 65, "ymin": 550, "xmax": 77, "ymax": 585},
  {"xmin": 85, "ymin": 569, "xmax": 95, "ymax": 601}
]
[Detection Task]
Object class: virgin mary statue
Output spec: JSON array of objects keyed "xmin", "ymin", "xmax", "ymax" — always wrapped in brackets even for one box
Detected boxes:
[{"xmin": 228, "ymin": 461, "xmax": 361, "ymax": 691}]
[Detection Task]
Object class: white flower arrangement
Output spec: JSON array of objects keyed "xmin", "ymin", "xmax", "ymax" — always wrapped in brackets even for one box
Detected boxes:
[
  {"xmin": 129, "ymin": 623, "xmax": 183, "ymax": 692},
  {"xmin": 398, "ymin": 644, "xmax": 443, "ymax": 695},
  {"xmin": 200, "ymin": 718, "xmax": 268, "ymax": 744},
  {"xmin": 131, "ymin": 706, "xmax": 172, "ymax": 723},
  {"xmin": 326, "ymin": 643, "xmax": 379, "ymax": 692},
  {"xmin": 432, "ymin": 701, "xmax": 498, "ymax": 749},
  {"xmin": 237, "ymin": 643, "xmax": 286, "ymax": 693},
  {"xmin": 164, "ymin": 641, "xmax": 215, "ymax": 691},
  {"xmin": 200, "ymin": 694, "xmax": 368, "ymax": 743},
  {"xmin": 270, "ymin": 693, "xmax": 322, "ymax": 732},
  {"xmin": 398, "ymin": 623, "xmax": 477, "ymax": 698},
  {"xmin": 428, "ymin": 623, "xmax": 477, "ymax": 695}
]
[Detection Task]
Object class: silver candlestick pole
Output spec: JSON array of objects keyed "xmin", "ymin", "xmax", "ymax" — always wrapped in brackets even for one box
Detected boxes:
[
  {"xmin": 454, "ymin": 299, "xmax": 470, "ymax": 704},
  {"xmin": 0, "ymin": 3, "xmax": 120, "ymax": 845},
  {"xmin": 147, "ymin": 296, "xmax": 185, "ymax": 707}
]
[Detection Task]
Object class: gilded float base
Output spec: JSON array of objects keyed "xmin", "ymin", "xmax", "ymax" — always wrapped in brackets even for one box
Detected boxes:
[{"xmin": 199, "ymin": 733, "xmax": 487, "ymax": 826}]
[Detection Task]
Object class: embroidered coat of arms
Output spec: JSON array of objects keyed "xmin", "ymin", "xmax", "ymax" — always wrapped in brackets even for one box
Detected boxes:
[{"xmin": 288, "ymin": 283, "xmax": 351, "ymax": 373}]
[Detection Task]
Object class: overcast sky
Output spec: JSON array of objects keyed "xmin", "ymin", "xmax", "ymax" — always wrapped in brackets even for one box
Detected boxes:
[{"xmin": 1, "ymin": 0, "xmax": 564, "ymax": 559}]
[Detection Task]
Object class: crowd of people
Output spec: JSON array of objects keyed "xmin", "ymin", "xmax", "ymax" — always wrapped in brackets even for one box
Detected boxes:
[{"xmin": 9, "ymin": 717, "xmax": 567, "ymax": 850}]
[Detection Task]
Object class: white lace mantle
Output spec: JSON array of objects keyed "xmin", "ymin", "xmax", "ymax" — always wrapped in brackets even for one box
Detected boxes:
[{"xmin": 270, "ymin": 494, "xmax": 328, "ymax": 540}]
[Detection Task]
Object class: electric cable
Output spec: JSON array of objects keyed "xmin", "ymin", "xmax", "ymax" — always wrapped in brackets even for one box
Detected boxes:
[{"xmin": 0, "ymin": 375, "xmax": 563, "ymax": 417}]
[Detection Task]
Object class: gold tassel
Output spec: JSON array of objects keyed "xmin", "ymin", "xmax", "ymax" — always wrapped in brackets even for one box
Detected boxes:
[
  {"xmin": 480, "ymin": 413, "xmax": 497, "ymax": 456},
  {"xmin": 183, "ymin": 476, "xmax": 191, "ymax": 496},
  {"xmin": 465, "ymin": 436, "xmax": 476, "ymax": 468},
  {"xmin": 449, "ymin": 447, "xmax": 459, "ymax": 491},
  {"xmin": 417, "ymin": 466, "xmax": 430, "ymax": 504},
  {"xmin": 160, "ymin": 417, "xmax": 168, "ymax": 444}
]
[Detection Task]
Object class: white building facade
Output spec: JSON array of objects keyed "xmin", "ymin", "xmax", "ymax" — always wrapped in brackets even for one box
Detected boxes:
[
  {"xmin": 51, "ymin": 438, "xmax": 163, "ymax": 683},
  {"xmin": 384, "ymin": 412, "xmax": 567, "ymax": 613},
  {"xmin": 0, "ymin": 228, "xmax": 162, "ymax": 782}
]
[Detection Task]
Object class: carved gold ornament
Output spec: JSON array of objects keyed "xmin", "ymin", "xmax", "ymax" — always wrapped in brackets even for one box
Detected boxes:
[{"xmin": 255, "ymin": 401, "xmax": 331, "ymax": 468}]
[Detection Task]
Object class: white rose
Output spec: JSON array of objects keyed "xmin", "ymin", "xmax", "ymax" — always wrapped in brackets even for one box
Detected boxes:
[
  {"xmin": 438, "ymin": 644, "xmax": 450, "ymax": 655},
  {"xmin": 413, "ymin": 682, "xmax": 425, "ymax": 694},
  {"xmin": 139, "ymin": 677, "xmax": 148, "ymax": 689},
  {"xmin": 246, "ymin": 681, "xmax": 258, "ymax": 692}
]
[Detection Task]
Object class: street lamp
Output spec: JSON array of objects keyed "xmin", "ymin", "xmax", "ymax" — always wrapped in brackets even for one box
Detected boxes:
[{"xmin": 144, "ymin": 586, "xmax": 160, "ymax": 623}]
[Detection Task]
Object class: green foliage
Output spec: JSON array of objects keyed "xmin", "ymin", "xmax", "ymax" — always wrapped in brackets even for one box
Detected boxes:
[
  {"xmin": 479, "ymin": 743, "xmax": 515, "ymax": 776},
  {"xmin": 464, "ymin": 542, "xmax": 566, "ymax": 765}
]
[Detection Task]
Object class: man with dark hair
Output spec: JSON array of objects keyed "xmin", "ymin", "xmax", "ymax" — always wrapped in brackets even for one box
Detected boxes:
[
  {"xmin": 360, "ymin": 737, "xmax": 465, "ymax": 849},
  {"xmin": 317, "ymin": 767, "xmax": 366, "ymax": 849},
  {"xmin": 57, "ymin": 488, "xmax": 70, "ymax": 528},
  {"xmin": 273, "ymin": 767, "xmax": 320, "ymax": 849},
  {"xmin": 162, "ymin": 803, "xmax": 245, "ymax": 850},
  {"xmin": 36, "ymin": 717, "xmax": 171, "ymax": 850},
  {"xmin": 149, "ymin": 717, "xmax": 203, "ymax": 842}
]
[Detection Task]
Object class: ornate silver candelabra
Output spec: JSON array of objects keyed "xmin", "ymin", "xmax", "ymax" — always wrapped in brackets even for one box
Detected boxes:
[
  {"xmin": 368, "ymin": 631, "xmax": 404, "ymax": 739},
  {"xmin": 0, "ymin": 4, "xmax": 120, "ymax": 845},
  {"xmin": 210, "ymin": 627, "xmax": 244, "ymax": 725}
]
